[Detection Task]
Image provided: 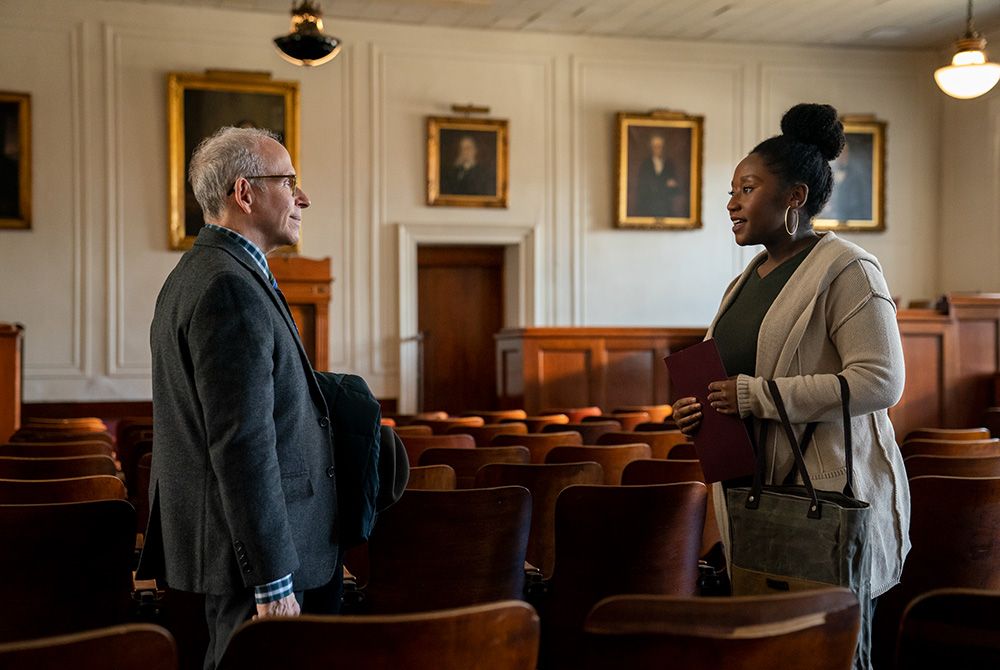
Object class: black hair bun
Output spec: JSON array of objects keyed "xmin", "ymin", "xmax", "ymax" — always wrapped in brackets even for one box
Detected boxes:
[{"xmin": 780, "ymin": 103, "xmax": 845, "ymax": 162}]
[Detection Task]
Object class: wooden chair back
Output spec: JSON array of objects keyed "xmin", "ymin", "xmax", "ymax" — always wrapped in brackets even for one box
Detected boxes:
[
  {"xmin": 545, "ymin": 444, "xmax": 651, "ymax": 485},
  {"xmin": 0, "ymin": 623, "xmax": 177, "ymax": 670},
  {"xmin": 419, "ymin": 446, "xmax": 530, "ymax": 488},
  {"xmin": 15, "ymin": 417, "xmax": 107, "ymax": 434},
  {"xmin": 448, "ymin": 422, "xmax": 528, "ymax": 446},
  {"xmin": 359, "ymin": 487, "xmax": 532, "ymax": 613},
  {"xmin": 0, "ymin": 476, "xmax": 126, "ymax": 504},
  {"xmin": 0, "ymin": 499, "xmax": 136, "ymax": 642},
  {"xmin": 410, "ymin": 416, "xmax": 485, "ymax": 435},
  {"xmin": 474, "ymin": 462, "xmax": 604, "ymax": 578},
  {"xmin": 903, "ymin": 427, "xmax": 990, "ymax": 443},
  {"xmin": 491, "ymin": 431, "xmax": 584, "ymax": 464},
  {"xmin": 399, "ymin": 433, "xmax": 475, "ymax": 466},
  {"xmin": 539, "ymin": 482, "xmax": 708, "ymax": 669},
  {"xmin": 583, "ymin": 412, "xmax": 649, "ymax": 432},
  {"xmin": 597, "ymin": 429, "xmax": 688, "ymax": 458},
  {"xmin": 219, "ymin": 601, "xmax": 538, "ymax": 670},
  {"xmin": 405, "ymin": 464, "xmax": 457, "ymax": 490},
  {"xmin": 136, "ymin": 451, "xmax": 153, "ymax": 532},
  {"xmin": 502, "ymin": 414, "xmax": 570, "ymax": 432},
  {"xmin": 0, "ymin": 455, "xmax": 119, "ymax": 480},
  {"xmin": 0, "ymin": 440, "xmax": 114, "ymax": 459},
  {"xmin": 543, "ymin": 420, "xmax": 621, "ymax": 444},
  {"xmin": 871, "ymin": 476, "xmax": 1000, "ymax": 668},
  {"xmin": 582, "ymin": 589, "xmax": 859, "ymax": 670},
  {"xmin": 461, "ymin": 409, "xmax": 528, "ymax": 422},
  {"xmin": 621, "ymin": 459, "xmax": 720, "ymax": 563},
  {"xmin": 900, "ymin": 438, "xmax": 1000, "ymax": 459},
  {"xmin": 895, "ymin": 588, "xmax": 1000, "ymax": 669},
  {"xmin": 613, "ymin": 405, "xmax": 673, "ymax": 423},
  {"xmin": 667, "ymin": 442, "xmax": 699, "ymax": 460},
  {"xmin": 390, "ymin": 424, "xmax": 434, "ymax": 438},
  {"xmin": 9, "ymin": 430, "xmax": 113, "ymax": 446},
  {"xmin": 114, "ymin": 416, "xmax": 153, "ymax": 491},
  {"xmin": 903, "ymin": 454, "xmax": 1000, "ymax": 479},
  {"xmin": 542, "ymin": 407, "xmax": 602, "ymax": 423}
]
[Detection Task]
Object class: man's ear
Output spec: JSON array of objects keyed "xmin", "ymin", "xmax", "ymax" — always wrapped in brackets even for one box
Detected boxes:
[{"xmin": 232, "ymin": 178, "xmax": 254, "ymax": 214}]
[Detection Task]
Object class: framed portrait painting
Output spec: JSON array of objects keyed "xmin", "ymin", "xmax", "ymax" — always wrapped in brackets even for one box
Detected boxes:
[
  {"xmin": 167, "ymin": 70, "xmax": 300, "ymax": 250},
  {"xmin": 615, "ymin": 111, "xmax": 703, "ymax": 229},
  {"xmin": 426, "ymin": 116, "xmax": 508, "ymax": 208},
  {"xmin": 814, "ymin": 116, "xmax": 886, "ymax": 232},
  {"xmin": 0, "ymin": 92, "xmax": 31, "ymax": 230}
]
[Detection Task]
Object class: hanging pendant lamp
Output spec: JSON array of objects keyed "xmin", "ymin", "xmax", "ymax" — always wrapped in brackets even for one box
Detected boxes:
[
  {"xmin": 274, "ymin": 1, "xmax": 341, "ymax": 67},
  {"xmin": 934, "ymin": 0, "xmax": 1000, "ymax": 99}
]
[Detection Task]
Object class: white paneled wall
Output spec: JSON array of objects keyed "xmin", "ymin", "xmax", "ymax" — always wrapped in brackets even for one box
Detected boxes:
[{"xmin": 0, "ymin": 0, "xmax": 993, "ymax": 409}]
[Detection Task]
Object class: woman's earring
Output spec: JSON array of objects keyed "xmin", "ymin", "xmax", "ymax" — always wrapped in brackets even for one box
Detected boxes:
[{"xmin": 784, "ymin": 206, "xmax": 799, "ymax": 236}]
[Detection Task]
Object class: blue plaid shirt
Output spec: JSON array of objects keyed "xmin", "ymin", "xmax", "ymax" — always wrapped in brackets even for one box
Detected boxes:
[{"xmin": 203, "ymin": 224, "xmax": 292, "ymax": 604}]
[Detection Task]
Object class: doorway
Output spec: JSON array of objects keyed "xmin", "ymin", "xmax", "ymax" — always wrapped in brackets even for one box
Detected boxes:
[{"xmin": 417, "ymin": 245, "xmax": 504, "ymax": 415}]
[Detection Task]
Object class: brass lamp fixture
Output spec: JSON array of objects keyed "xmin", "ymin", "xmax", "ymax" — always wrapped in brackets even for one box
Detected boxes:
[
  {"xmin": 934, "ymin": 0, "xmax": 1000, "ymax": 99},
  {"xmin": 274, "ymin": 1, "xmax": 341, "ymax": 67}
]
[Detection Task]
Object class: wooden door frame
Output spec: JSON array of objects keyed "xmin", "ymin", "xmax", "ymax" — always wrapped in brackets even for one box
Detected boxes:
[{"xmin": 397, "ymin": 223, "xmax": 535, "ymax": 414}]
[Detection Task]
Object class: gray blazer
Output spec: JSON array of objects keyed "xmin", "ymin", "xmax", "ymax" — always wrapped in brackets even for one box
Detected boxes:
[{"xmin": 137, "ymin": 226, "xmax": 338, "ymax": 595}]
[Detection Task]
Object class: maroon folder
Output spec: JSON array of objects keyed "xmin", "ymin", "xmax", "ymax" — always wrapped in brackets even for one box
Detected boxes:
[{"xmin": 664, "ymin": 339, "xmax": 756, "ymax": 483}]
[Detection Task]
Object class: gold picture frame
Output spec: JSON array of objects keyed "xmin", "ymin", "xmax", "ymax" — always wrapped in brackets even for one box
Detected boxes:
[
  {"xmin": 168, "ymin": 70, "xmax": 300, "ymax": 250},
  {"xmin": 0, "ymin": 92, "xmax": 31, "ymax": 230},
  {"xmin": 427, "ymin": 116, "xmax": 508, "ymax": 208},
  {"xmin": 615, "ymin": 110, "xmax": 703, "ymax": 229},
  {"xmin": 814, "ymin": 115, "xmax": 886, "ymax": 232}
]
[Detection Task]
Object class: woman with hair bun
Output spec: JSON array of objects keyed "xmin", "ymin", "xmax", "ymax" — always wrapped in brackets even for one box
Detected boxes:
[{"xmin": 672, "ymin": 103, "xmax": 909, "ymax": 669}]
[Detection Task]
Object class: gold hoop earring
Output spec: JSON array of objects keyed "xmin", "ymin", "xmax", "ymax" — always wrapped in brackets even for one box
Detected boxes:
[{"xmin": 784, "ymin": 206, "xmax": 799, "ymax": 236}]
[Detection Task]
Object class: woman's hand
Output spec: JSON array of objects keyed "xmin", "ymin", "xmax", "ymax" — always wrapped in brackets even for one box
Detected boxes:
[
  {"xmin": 672, "ymin": 396, "xmax": 703, "ymax": 436},
  {"xmin": 707, "ymin": 376, "xmax": 739, "ymax": 415}
]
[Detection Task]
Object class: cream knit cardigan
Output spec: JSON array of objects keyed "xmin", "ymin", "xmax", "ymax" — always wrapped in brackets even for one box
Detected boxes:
[{"xmin": 708, "ymin": 232, "xmax": 910, "ymax": 598}]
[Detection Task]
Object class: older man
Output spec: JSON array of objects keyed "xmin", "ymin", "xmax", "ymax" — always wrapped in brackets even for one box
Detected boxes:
[{"xmin": 137, "ymin": 126, "xmax": 382, "ymax": 669}]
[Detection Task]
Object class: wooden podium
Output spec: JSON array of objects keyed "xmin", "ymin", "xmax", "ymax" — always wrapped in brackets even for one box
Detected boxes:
[
  {"xmin": 0, "ymin": 323, "xmax": 23, "ymax": 442},
  {"xmin": 268, "ymin": 256, "xmax": 333, "ymax": 371}
]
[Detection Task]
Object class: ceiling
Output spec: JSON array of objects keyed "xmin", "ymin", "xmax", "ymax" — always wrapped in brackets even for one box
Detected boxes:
[{"xmin": 112, "ymin": 0, "xmax": 1000, "ymax": 50}]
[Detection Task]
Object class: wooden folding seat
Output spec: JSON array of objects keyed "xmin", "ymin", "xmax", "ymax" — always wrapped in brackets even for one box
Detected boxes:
[
  {"xmin": 350, "ymin": 486, "xmax": 531, "ymax": 613},
  {"xmin": 900, "ymin": 437, "xmax": 1000, "ymax": 459},
  {"xmin": 582, "ymin": 589, "xmax": 859, "ymax": 670},
  {"xmin": 502, "ymin": 414, "xmax": 570, "ymax": 432},
  {"xmin": 399, "ymin": 433, "xmax": 475, "ymax": 466},
  {"xmin": 135, "ymin": 451, "xmax": 153, "ymax": 532},
  {"xmin": 220, "ymin": 601, "xmax": 538, "ymax": 670},
  {"xmin": 447, "ymin": 421, "xmax": 527, "ymax": 446},
  {"xmin": 871, "ymin": 476, "xmax": 1000, "ymax": 669},
  {"xmin": 0, "ymin": 475, "xmax": 126, "ymax": 504},
  {"xmin": 667, "ymin": 442, "xmax": 699, "ymax": 460},
  {"xmin": 0, "ymin": 454, "xmax": 119, "ymax": 480},
  {"xmin": 621, "ymin": 459, "xmax": 721, "ymax": 565},
  {"xmin": 582, "ymin": 412, "xmax": 648, "ymax": 432},
  {"xmin": 903, "ymin": 426, "xmax": 990, "ymax": 443},
  {"xmin": 903, "ymin": 454, "xmax": 1000, "ymax": 478},
  {"xmin": 410, "ymin": 415, "xmax": 485, "ymax": 435},
  {"xmin": 545, "ymin": 444, "xmax": 651, "ymax": 485},
  {"xmin": 0, "ymin": 440, "xmax": 114, "ymax": 459},
  {"xmin": 491, "ymin": 431, "xmax": 584, "ymax": 464},
  {"xmin": 405, "ymin": 464, "xmax": 457, "ymax": 490},
  {"xmin": 536, "ymin": 482, "xmax": 707, "ymax": 669},
  {"xmin": 613, "ymin": 405, "xmax": 673, "ymax": 423},
  {"xmin": 0, "ymin": 623, "xmax": 178, "ymax": 670},
  {"xmin": 542, "ymin": 420, "xmax": 620, "ymax": 444},
  {"xmin": 389, "ymin": 424, "xmax": 433, "ymax": 437},
  {"xmin": 9, "ymin": 430, "xmax": 114, "ymax": 447},
  {"xmin": 461, "ymin": 409, "xmax": 528, "ymax": 422},
  {"xmin": 419, "ymin": 446, "xmax": 530, "ymax": 488},
  {"xmin": 382, "ymin": 411, "xmax": 448, "ymax": 427},
  {"xmin": 17, "ymin": 417, "xmax": 108, "ymax": 433},
  {"xmin": 475, "ymin": 462, "xmax": 604, "ymax": 578},
  {"xmin": 115, "ymin": 417, "xmax": 153, "ymax": 486},
  {"xmin": 0, "ymin": 499, "xmax": 137, "ymax": 642},
  {"xmin": 894, "ymin": 588, "xmax": 1000, "ymax": 668},
  {"xmin": 597, "ymin": 429, "xmax": 688, "ymax": 459},
  {"xmin": 542, "ymin": 407, "xmax": 602, "ymax": 423}
]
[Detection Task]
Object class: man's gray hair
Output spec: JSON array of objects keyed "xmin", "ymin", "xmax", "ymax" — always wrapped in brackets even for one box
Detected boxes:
[{"xmin": 188, "ymin": 126, "xmax": 280, "ymax": 222}]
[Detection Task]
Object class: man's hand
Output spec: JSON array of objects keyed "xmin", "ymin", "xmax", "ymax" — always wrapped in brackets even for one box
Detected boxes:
[{"xmin": 253, "ymin": 593, "xmax": 300, "ymax": 620}]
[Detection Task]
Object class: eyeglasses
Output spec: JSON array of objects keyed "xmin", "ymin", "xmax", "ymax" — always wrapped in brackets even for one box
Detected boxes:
[{"xmin": 227, "ymin": 174, "xmax": 298, "ymax": 195}]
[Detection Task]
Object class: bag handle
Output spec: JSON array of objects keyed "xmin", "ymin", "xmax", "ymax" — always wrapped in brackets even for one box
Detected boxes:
[{"xmin": 745, "ymin": 375, "xmax": 855, "ymax": 518}]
